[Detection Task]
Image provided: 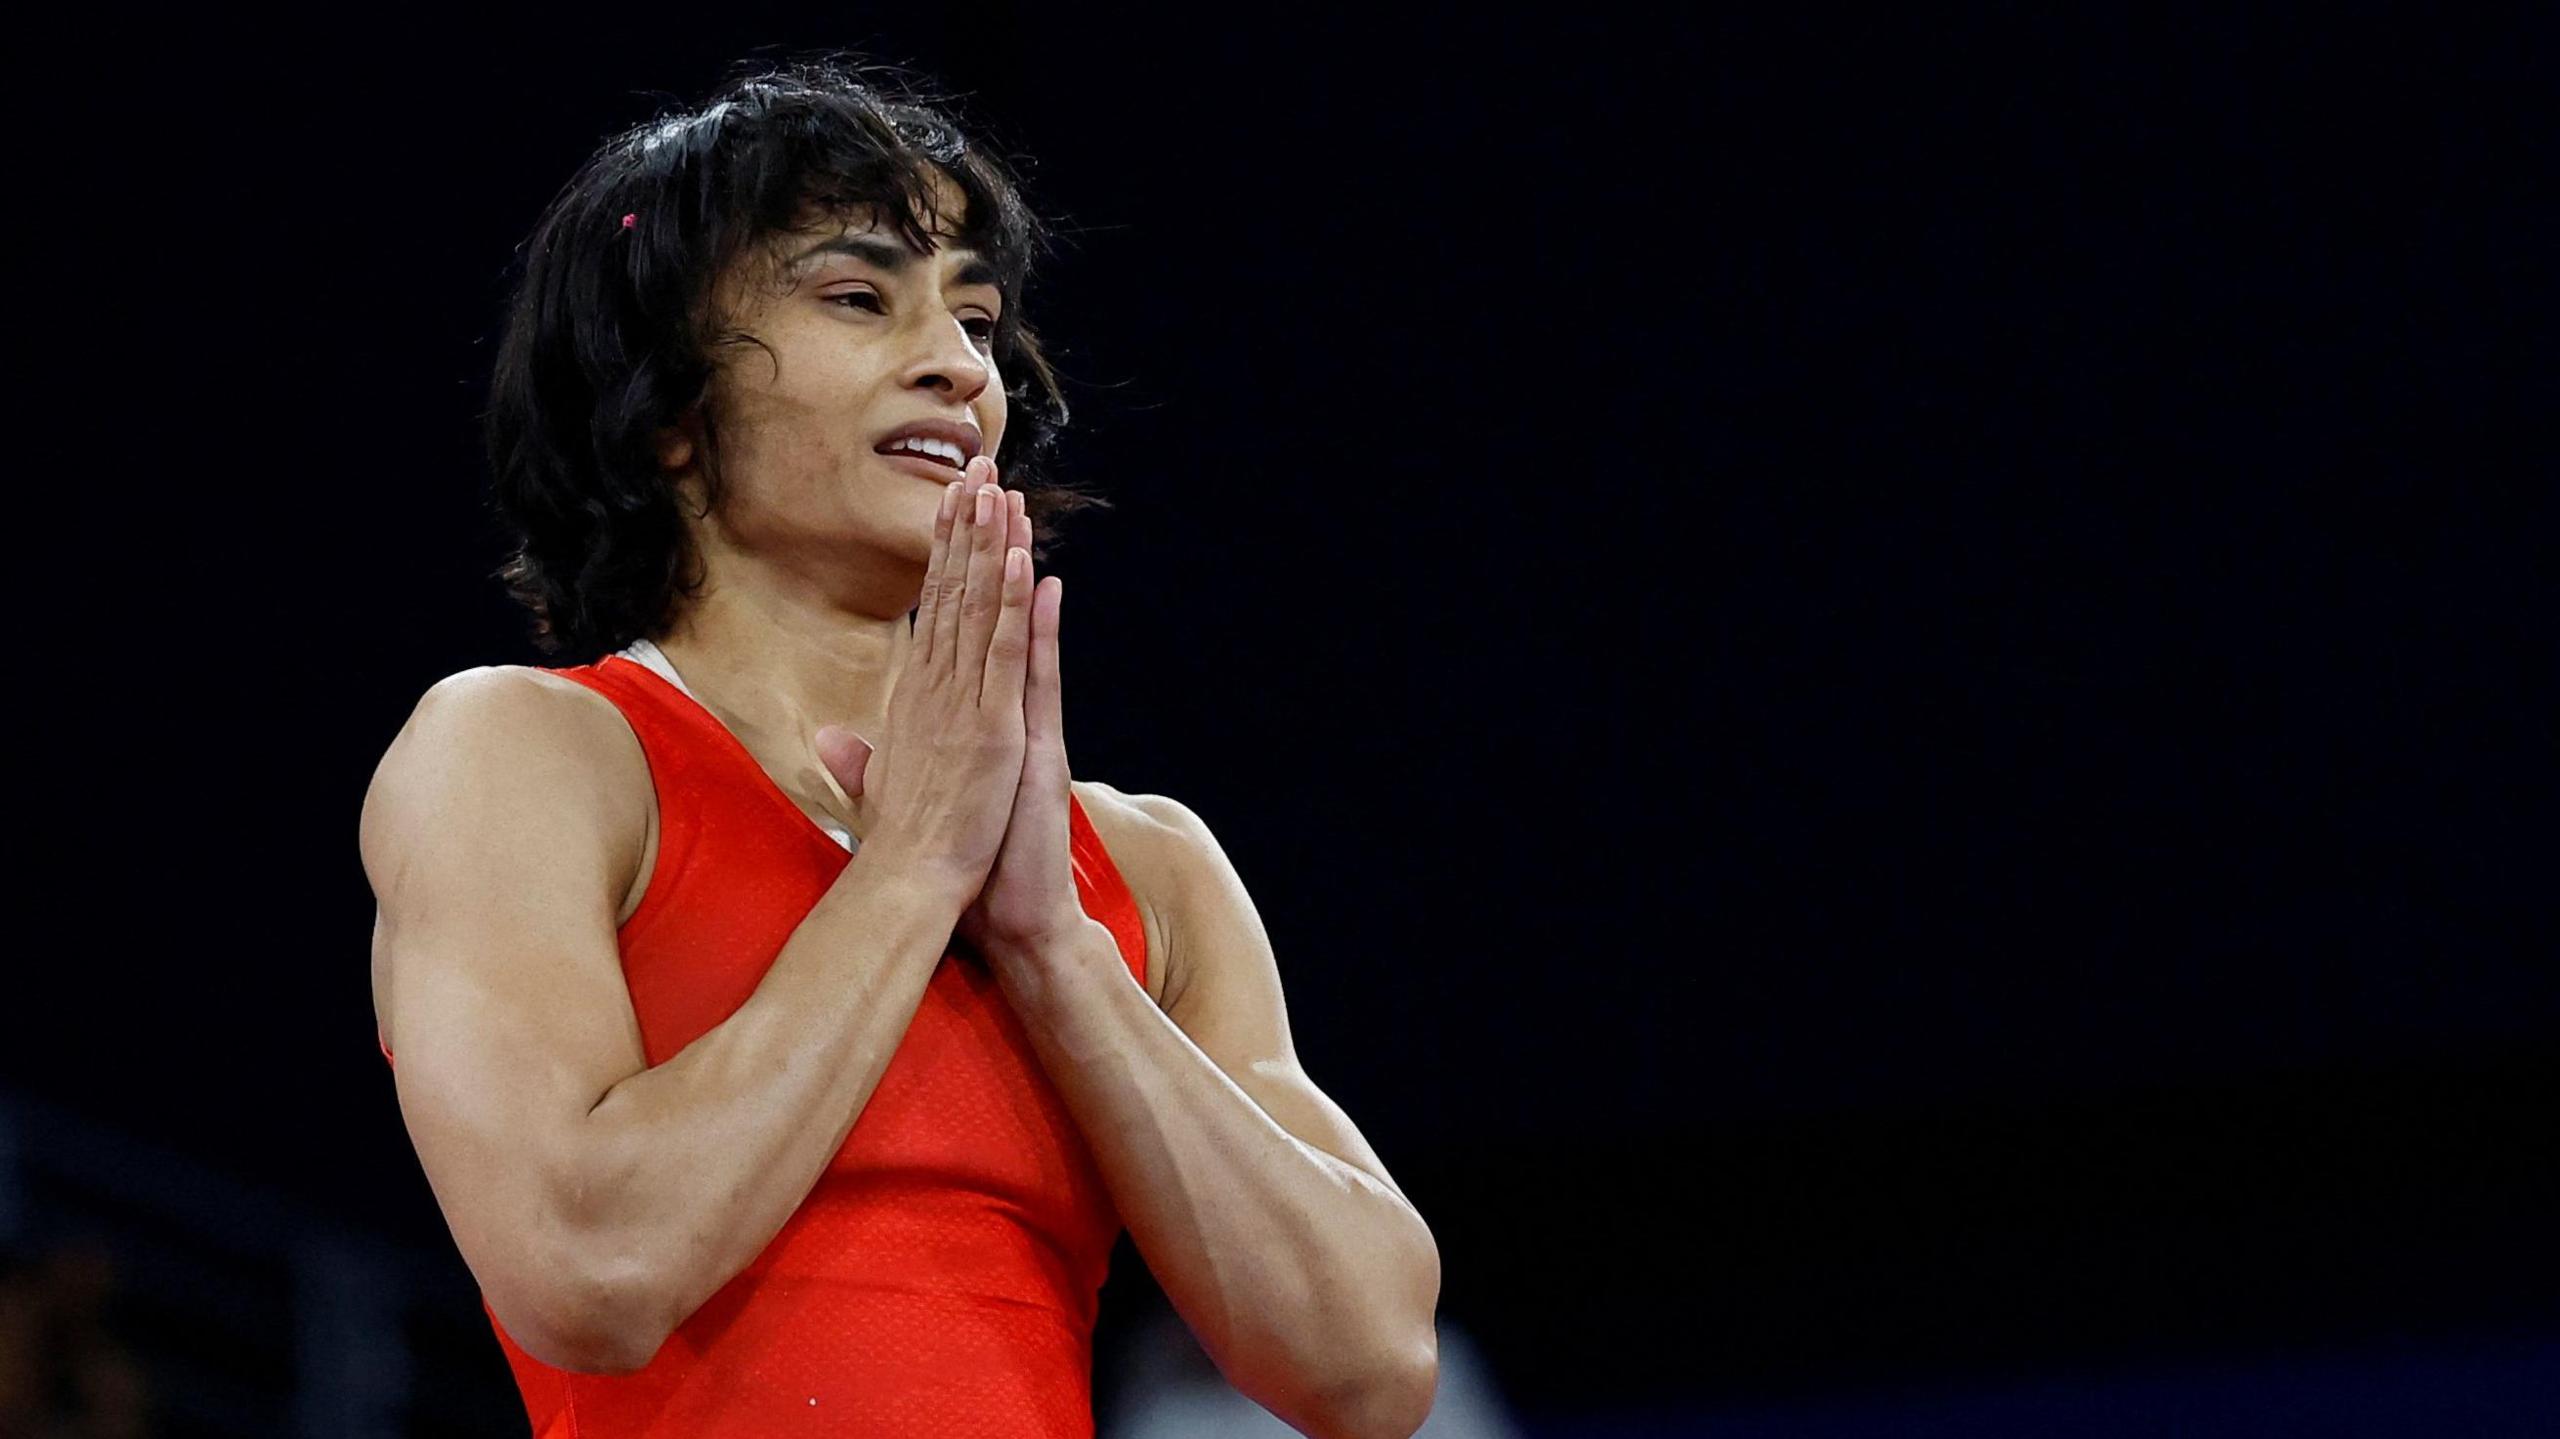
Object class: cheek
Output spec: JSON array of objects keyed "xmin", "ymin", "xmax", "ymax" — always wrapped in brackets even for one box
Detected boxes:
[
  {"xmin": 705, "ymin": 398, "xmax": 854, "ymax": 503},
  {"xmin": 726, "ymin": 350, "xmax": 872, "ymax": 461}
]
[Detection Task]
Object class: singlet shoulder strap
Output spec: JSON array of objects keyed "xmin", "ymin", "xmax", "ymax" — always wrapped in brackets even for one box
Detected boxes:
[
  {"xmin": 1066, "ymin": 791, "xmax": 1150, "ymax": 991},
  {"xmin": 540, "ymin": 650, "xmax": 669, "ymax": 714},
  {"xmin": 536, "ymin": 652, "xmax": 720, "ymax": 767},
  {"xmin": 535, "ymin": 653, "xmax": 749, "ymax": 940}
]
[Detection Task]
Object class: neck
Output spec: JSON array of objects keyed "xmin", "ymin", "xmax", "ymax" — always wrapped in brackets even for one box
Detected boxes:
[{"xmin": 652, "ymin": 562, "xmax": 917, "ymax": 829}]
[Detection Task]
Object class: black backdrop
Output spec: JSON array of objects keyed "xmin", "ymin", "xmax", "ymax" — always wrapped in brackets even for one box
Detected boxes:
[{"xmin": 16, "ymin": 5, "xmax": 2555, "ymax": 1425}]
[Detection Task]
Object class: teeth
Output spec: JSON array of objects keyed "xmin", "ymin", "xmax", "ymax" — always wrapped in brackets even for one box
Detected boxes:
[{"xmin": 885, "ymin": 436, "xmax": 966, "ymax": 468}]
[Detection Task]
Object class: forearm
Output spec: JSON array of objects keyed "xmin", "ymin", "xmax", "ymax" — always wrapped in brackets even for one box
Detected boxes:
[
  {"xmin": 997, "ymin": 923, "xmax": 1439, "ymax": 1436},
  {"xmin": 565, "ymin": 844, "xmax": 967, "ymax": 1355}
]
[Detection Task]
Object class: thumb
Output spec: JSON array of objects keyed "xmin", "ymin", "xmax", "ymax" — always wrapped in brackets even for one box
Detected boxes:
[{"xmin": 814, "ymin": 724, "xmax": 873, "ymax": 798}]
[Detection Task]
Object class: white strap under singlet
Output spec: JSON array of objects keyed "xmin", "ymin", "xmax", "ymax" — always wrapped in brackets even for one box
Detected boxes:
[{"xmin": 612, "ymin": 637, "xmax": 856, "ymax": 853}]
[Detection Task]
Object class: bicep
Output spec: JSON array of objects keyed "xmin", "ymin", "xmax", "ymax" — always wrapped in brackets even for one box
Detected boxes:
[{"xmin": 361, "ymin": 667, "xmax": 650, "ymax": 1319}]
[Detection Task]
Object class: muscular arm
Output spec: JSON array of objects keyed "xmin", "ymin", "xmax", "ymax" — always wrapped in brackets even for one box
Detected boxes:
[
  {"xmin": 362, "ymin": 667, "xmax": 968, "ymax": 1374},
  {"xmin": 995, "ymin": 784, "xmax": 1441, "ymax": 1439}
]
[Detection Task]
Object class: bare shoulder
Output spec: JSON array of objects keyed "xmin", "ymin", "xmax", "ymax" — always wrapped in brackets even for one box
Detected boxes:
[
  {"xmin": 360, "ymin": 664, "xmax": 646, "ymax": 878},
  {"xmin": 1073, "ymin": 776, "xmax": 1181, "ymax": 837},
  {"xmin": 1069, "ymin": 779, "xmax": 1212, "ymax": 1005},
  {"xmin": 379, "ymin": 663, "xmax": 634, "ymax": 756},
  {"xmin": 360, "ymin": 665, "xmax": 654, "ymax": 1040},
  {"xmin": 1070, "ymin": 778, "xmax": 1217, "ymax": 878}
]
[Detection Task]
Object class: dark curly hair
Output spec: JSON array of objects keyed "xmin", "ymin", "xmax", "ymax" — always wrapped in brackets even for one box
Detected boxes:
[{"xmin": 485, "ymin": 55, "xmax": 1105, "ymax": 658}]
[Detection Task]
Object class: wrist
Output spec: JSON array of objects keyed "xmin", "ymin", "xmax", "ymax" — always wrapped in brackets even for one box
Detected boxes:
[
  {"xmin": 847, "ymin": 836, "xmax": 981, "ymax": 919},
  {"xmin": 982, "ymin": 916, "xmax": 1119, "ymax": 991}
]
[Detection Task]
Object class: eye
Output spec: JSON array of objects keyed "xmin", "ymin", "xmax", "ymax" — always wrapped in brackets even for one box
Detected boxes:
[{"xmin": 826, "ymin": 290, "xmax": 999, "ymax": 349}]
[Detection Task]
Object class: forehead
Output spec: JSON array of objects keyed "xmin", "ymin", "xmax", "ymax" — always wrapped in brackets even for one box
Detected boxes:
[
  {"xmin": 789, "ymin": 163, "xmax": 972, "ymax": 246},
  {"xmin": 777, "ymin": 180, "xmax": 984, "ymax": 271}
]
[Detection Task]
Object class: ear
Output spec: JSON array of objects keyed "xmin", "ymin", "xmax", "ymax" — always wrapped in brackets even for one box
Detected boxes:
[{"xmin": 655, "ymin": 420, "xmax": 696, "ymax": 471}]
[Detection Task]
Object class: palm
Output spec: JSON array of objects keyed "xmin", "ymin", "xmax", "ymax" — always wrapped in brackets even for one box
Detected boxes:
[
  {"xmin": 956, "ymin": 742, "xmax": 1074, "ymax": 957},
  {"xmin": 832, "ymin": 480, "xmax": 1084, "ymax": 966}
]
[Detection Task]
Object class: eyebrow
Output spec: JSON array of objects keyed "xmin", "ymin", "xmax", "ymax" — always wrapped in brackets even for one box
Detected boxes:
[{"xmin": 787, "ymin": 234, "xmax": 1002, "ymax": 289}]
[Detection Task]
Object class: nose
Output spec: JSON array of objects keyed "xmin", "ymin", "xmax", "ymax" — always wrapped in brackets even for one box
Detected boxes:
[{"xmin": 898, "ymin": 313, "xmax": 993, "ymax": 405}]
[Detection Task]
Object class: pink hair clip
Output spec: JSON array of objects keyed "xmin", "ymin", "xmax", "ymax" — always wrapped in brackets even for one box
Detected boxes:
[{"xmin": 620, "ymin": 212, "xmax": 637, "ymax": 229}]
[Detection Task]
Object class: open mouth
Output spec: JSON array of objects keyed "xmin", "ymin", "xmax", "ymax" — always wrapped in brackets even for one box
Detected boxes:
[{"xmin": 874, "ymin": 442, "xmax": 970, "ymax": 473}]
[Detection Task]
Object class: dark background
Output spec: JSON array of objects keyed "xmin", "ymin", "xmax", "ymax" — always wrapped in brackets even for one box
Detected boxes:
[{"xmin": 14, "ymin": 5, "xmax": 2555, "ymax": 1433}]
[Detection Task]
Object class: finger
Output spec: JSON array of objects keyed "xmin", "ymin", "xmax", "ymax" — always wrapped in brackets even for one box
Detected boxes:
[
  {"xmin": 930, "ymin": 457, "xmax": 993, "ymax": 665},
  {"xmin": 814, "ymin": 724, "xmax": 874, "ymax": 798},
  {"xmin": 916, "ymin": 479, "xmax": 962, "ymax": 666},
  {"xmin": 957, "ymin": 479, "xmax": 1008, "ymax": 693},
  {"xmin": 927, "ymin": 465, "xmax": 977, "ymax": 668},
  {"xmin": 1028, "ymin": 573, "xmax": 1064, "ymax": 761},
  {"xmin": 1005, "ymin": 486, "xmax": 1031, "ymax": 565},
  {"xmin": 931, "ymin": 457, "xmax": 996, "ymax": 668},
  {"xmin": 982, "ymin": 540, "xmax": 1034, "ymax": 711},
  {"xmin": 1008, "ymin": 491, "xmax": 1059, "ymax": 737}
]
